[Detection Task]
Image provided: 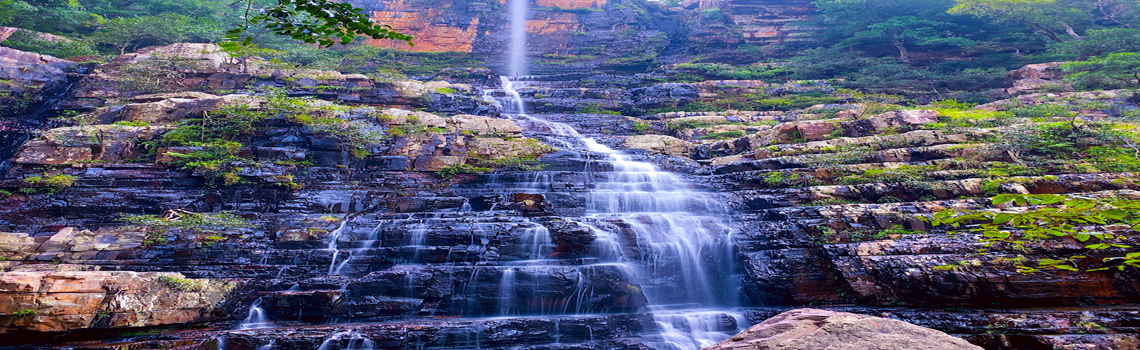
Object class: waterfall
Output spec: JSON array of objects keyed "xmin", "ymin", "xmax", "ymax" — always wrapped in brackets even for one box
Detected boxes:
[{"xmin": 507, "ymin": 0, "xmax": 528, "ymax": 77}]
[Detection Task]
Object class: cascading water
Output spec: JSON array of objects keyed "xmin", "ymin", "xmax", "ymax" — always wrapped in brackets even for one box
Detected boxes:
[
  {"xmin": 479, "ymin": 2, "xmax": 747, "ymax": 346},
  {"xmin": 237, "ymin": 297, "xmax": 272, "ymax": 330},
  {"xmin": 487, "ymin": 79, "xmax": 746, "ymax": 349}
]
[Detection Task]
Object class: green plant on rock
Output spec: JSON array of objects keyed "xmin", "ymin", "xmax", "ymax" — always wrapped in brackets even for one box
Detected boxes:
[
  {"xmin": 435, "ymin": 164, "xmax": 491, "ymax": 179},
  {"xmin": 700, "ymin": 131, "xmax": 746, "ymax": 140},
  {"xmin": 995, "ymin": 120, "xmax": 1132, "ymax": 167},
  {"xmin": 121, "ymin": 211, "xmax": 251, "ymax": 231},
  {"xmin": 22, "ymin": 173, "xmax": 78, "ymax": 194},
  {"xmin": 840, "ymin": 165, "xmax": 936, "ymax": 184},
  {"xmin": 12, "ymin": 309, "xmax": 37, "ymax": 316},
  {"xmin": 931, "ymin": 194, "xmax": 1140, "ymax": 273},
  {"xmin": 157, "ymin": 274, "xmax": 198, "ymax": 291}
]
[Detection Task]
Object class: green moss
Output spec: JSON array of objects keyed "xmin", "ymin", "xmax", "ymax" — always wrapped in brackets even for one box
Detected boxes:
[
  {"xmin": 700, "ymin": 131, "xmax": 746, "ymax": 140},
  {"xmin": 157, "ymin": 275, "xmax": 198, "ymax": 291}
]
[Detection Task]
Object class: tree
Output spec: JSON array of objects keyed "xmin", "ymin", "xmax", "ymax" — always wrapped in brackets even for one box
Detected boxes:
[
  {"xmin": 0, "ymin": 0, "xmax": 106, "ymax": 35},
  {"xmin": 1052, "ymin": 28, "xmax": 1140, "ymax": 58},
  {"xmin": 948, "ymin": 0, "xmax": 1139, "ymax": 43},
  {"xmin": 91, "ymin": 14, "xmax": 191, "ymax": 54},
  {"xmin": 224, "ymin": 0, "xmax": 412, "ymax": 49},
  {"xmin": 813, "ymin": 0, "xmax": 988, "ymax": 64},
  {"xmin": 847, "ymin": 16, "xmax": 975, "ymax": 63},
  {"xmin": 1062, "ymin": 52, "xmax": 1140, "ymax": 89},
  {"xmin": 949, "ymin": 0, "xmax": 1090, "ymax": 42}
]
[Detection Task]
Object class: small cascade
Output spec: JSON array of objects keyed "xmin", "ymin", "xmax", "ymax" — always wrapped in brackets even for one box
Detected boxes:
[
  {"xmin": 498, "ymin": 268, "xmax": 516, "ymax": 315},
  {"xmin": 326, "ymin": 220, "xmax": 349, "ymax": 275},
  {"xmin": 256, "ymin": 340, "xmax": 276, "ymax": 350},
  {"xmin": 316, "ymin": 331, "xmax": 374, "ymax": 350},
  {"xmin": 647, "ymin": 311, "xmax": 748, "ymax": 350},
  {"xmin": 237, "ymin": 298, "xmax": 272, "ymax": 330}
]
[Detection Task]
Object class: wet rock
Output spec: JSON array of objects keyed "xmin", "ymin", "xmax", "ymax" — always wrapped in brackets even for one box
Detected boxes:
[
  {"xmin": 0, "ymin": 46, "xmax": 75, "ymax": 115},
  {"xmin": 709, "ymin": 308, "xmax": 983, "ymax": 350}
]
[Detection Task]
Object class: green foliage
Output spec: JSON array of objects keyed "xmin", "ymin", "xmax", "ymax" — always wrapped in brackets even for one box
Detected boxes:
[
  {"xmin": 0, "ymin": 30, "xmax": 96, "ymax": 58},
  {"xmin": 112, "ymin": 120, "xmax": 150, "ymax": 127},
  {"xmin": 155, "ymin": 91, "xmax": 380, "ymax": 185},
  {"xmin": 22, "ymin": 173, "xmax": 78, "ymax": 193},
  {"xmin": 840, "ymin": 165, "xmax": 937, "ymax": 184},
  {"xmin": 762, "ymin": 171, "xmax": 822, "ymax": 188},
  {"xmin": 1062, "ymin": 52, "xmax": 1140, "ymax": 90},
  {"xmin": 931, "ymin": 194, "xmax": 1140, "ymax": 272},
  {"xmin": 950, "ymin": 0, "xmax": 1138, "ymax": 43},
  {"xmin": 1052, "ymin": 28, "xmax": 1140, "ymax": 58},
  {"xmin": 928, "ymin": 108, "xmax": 1016, "ymax": 130},
  {"xmin": 700, "ymin": 131, "xmax": 746, "ymax": 140},
  {"xmin": 91, "ymin": 13, "xmax": 201, "ymax": 54},
  {"xmin": 120, "ymin": 211, "xmax": 251, "ymax": 231},
  {"xmin": 263, "ymin": 45, "xmax": 484, "ymax": 78},
  {"xmin": 673, "ymin": 63, "xmax": 785, "ymax": 81},
  {"xmin": 994, "ymin": 120, "xmax": 1131, "ymax": 167},
  {"xmin": 223, "ymin": 0, "xmax": 412, "ymax": 49},
  {"xmin": 577, "ymin": 103, "xmax": 621, "ymax": 115}
]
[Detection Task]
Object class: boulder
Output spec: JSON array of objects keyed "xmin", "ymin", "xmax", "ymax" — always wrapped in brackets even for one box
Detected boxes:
[
  {"xmin": 14, "ymin": 125, "xmax": 168, "ymax": 164},
  {"xmin": 376, "ymin": 108, "xmax": 448, "ymax": 127},
  {"xmin": 707, "ymin": 308, "xmax": 983, "ymax": 350},
  {"xmin": 796, "ymin": 122, "xmax": 837, "ymax": 141},
  {"xmin": 450, "ymin": 114, "xmax": 524, "ymax": 135},
  {"xmin": 1005, "ymin": 62, "xmax": 1071, "ymax": 94},
  {"xmin": 391, "ymin": 80, "xmax": 471, "ymax": 97},
  {"xmin": 89, "ymin": 93, "xmax": 259, "ymax": 125},
  {"xmin": 624, "ymin": 135, "xmax": 694, "ymax": 156}
]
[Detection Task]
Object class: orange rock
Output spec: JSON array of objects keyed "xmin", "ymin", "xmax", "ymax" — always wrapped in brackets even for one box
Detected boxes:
[
  {"xmin": 526, "ymin": 14, "xmax": 583, "ymax": 35},
  {"xmin": 367, "ymin": 0, "xmax": 480, "ymax": 52}
]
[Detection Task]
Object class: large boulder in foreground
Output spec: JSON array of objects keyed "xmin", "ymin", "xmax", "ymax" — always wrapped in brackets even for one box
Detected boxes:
[{"xmin": 706, "ymin": 309, "xmax": 982, "ymax": 350}]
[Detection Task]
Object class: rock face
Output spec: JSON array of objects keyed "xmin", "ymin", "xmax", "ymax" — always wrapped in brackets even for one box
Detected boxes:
[
  {"xmin": 708, "ymin": 309, "xmax": 983, "ymax": 350},
  {"xmin": 0, "ymin": 46, "xmax": 75, "ymax": 116},
  {"xmin": 355, "ymin": 0, "xmax": 814, "ymax": 61},
  {"xmin": 0, "ymin": 271, "xmax": 238, "ymax": 333}
]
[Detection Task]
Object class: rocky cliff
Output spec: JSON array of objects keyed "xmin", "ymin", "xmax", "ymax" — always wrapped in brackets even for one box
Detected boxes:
[
  {"xmin": 0, "ymin": 41, "xmax": 1137, "ymax": 350},
  {"xmin": 351, "ymin": 0, "xmax": 813, "ymax": 72}
]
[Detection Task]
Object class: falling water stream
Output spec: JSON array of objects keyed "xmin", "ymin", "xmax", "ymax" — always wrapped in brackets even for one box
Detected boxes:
[{"xmin": 487, "ymin": 76, "xmax": 745, "ymax": 350}]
